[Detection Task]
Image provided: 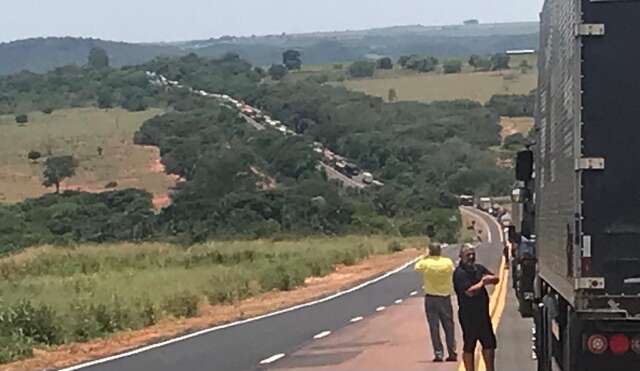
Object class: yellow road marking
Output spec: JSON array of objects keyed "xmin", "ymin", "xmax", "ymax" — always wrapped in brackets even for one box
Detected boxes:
[{"xmin": 458, "ymin": 259, "xmax": 508, "ymax": 371}]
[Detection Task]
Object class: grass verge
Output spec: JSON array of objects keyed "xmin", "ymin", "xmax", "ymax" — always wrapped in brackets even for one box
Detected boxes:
[{"xmin": 0, "ymin": 236, "xmax": 422, "ymax": 368}]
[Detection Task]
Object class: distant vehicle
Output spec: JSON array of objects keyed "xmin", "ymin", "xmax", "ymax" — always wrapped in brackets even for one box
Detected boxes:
[
  {"xmin": 335, "ymin": 161, "xmax": 347, "ymax": 173},
  {"xmin": 478, "ymin": 197, "xmax": 492, "ymax": 211},
  {"xmin": 344, "ymin": 163, "xmax": 360, "ymax": 177},
  {"xmin": 362, "ymin": 172, "xmax": 374, "ymax": 184},
  {"xmin": 459, "ymin": 195, "xmax": 474, "ymax": 206}
]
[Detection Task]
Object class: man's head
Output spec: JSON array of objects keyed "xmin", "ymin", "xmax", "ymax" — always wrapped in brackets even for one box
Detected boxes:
[
  {"xmin": 428, "ymin": 242, "xmax": 442, "ymax": 257},
  {"xmin": 459, "ymin": 244, "xmax": 476, "ymax": 267}
]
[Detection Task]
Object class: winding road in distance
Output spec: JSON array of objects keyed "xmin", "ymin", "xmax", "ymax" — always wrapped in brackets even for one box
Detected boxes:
[{"xmin": 59, "ymin": 207, "xmax": 533, "ymax": 371}]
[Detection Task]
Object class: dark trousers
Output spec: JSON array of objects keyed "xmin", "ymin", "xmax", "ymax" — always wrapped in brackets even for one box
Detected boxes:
[{"xmin": 424, "ymin": 295, "xmax": 457, "ymax": 358}]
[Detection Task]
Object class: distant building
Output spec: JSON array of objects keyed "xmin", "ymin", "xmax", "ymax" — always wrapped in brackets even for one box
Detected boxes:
[
  {"xmin": 506, "ymin": 49, "xmax": 537, "ymax": 55},
  {"xmin": 464, "ymin": 19, "xmax": 480, "ymax": 25}
]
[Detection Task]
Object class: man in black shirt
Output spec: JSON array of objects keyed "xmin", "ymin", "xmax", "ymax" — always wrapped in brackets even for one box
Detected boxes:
[{"xmin": 453, "ymin": 244, "xmax": 500, "ymax": 371}]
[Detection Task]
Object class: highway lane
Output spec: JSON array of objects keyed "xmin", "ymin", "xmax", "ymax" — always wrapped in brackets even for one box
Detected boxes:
[
  {"xmin": 59, "ymin": 256, "xmax": 423, "ymax": 371},
  {"xmin": 266, "ymin": 207, "xmax": 534, "ymax": 371}
]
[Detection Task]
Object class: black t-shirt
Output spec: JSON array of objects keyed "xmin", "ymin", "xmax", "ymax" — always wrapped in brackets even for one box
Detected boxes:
[{"xmin": 453, "ymin": 264, "xmax": 492, "ymax": 317}]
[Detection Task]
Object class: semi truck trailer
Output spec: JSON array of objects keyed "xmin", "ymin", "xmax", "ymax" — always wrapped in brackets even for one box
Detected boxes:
[{"xmin": 512, "ymin": 1, "xmax": 640, "ymax": 370}]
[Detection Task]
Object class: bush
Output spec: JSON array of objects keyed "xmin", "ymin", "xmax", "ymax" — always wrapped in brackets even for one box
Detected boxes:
[
  {"xmin": 0, "ymin": 334, "xmax": 33, "ymax": 364},
  {"xmin": 42, "ymin": 107, "xmax": 54, "ymax": 114},
  {"xmin": 163, "ymin": 291, "xmax": 200, "ymax": 318},
  {"xmin": 0, "ymin": 300, "xmax": 61, "ymax": 346},
  {"xmin": 443, "ymin": 60, "xmax": 463, "ymax": 74},
  {"xmin": 27, "ymin": 150, "xmax": 42, "ymax": 162},
  {"xmin": 387, "ymin": 241, "xmax": 404, "ymax": 253},
  {"xmin": 348, "ymin": 61, "xmax": 376, "ymax": 78},
  {"xmin": 105, "ymin": 181, "xmax": 118, "ymax": 189},
  {"xmin": 15, "ymin": 114, "xmax": 28, "ymax": 124}
]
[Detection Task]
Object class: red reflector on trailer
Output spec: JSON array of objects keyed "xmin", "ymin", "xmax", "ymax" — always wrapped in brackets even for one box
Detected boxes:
[
  {"xmin": 587, "ymin": 334, "xmax": 608, "ymax": 355},
  {"xmin": 581, "ymin": 257, "xmax": 593, "ymax": 275},
  {"xmin": 609, "ymin": 334, "xmax": 630, "ymax": 355}
]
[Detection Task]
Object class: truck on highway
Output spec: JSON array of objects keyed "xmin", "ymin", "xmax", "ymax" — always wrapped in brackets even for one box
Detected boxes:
[
  {"xmin": 362, "ymin": 172, "xmax": 374, "ymax": 184},
  {"xmin": 478, "ymin": 197, "xmax": 492, "ymax": 212},
  {"xmin": 511, "ymin": 1, "xmax": 640, "ymax": 370}
]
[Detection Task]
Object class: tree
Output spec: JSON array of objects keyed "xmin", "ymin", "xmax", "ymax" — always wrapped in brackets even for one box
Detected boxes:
[
  {"xmin": 15, "ymin": 114, "xmax": 28, "ymax": 124},
  {"xmin": 520, "ymin": 60, "xmax": 532, "ymax": 74},
  {"xmin": 469, "ymin": 55, "xmax": 492, "ymax": 71},
  {"xmin": 491, "ymin": 53, "xmax": 511, "ymax": 70},
  {"xmin": 376, "ymin": 57, "xmax": 393, "ymax": 70},
  {"xmin": 504, "ymin": 133, "xmax": 528, "ymax": 150},
  {"xmin": 348, "ymin": 61, "xmax": 376, "ymax": 78},
  {"xmin": 388, "ymin": 88, "xmax": 398, "ymax": 102},
  {"xmin": 398, "ymin": 56, "xmax": 411, "ymax": 68},
  {"xmin": 88, "ymin": 47, "xmax": 109, "ymax": 69},
  {"xmin": 42, "ymin": 156, "xmax": 77, "ymax": 193},
  {"xmin": 443, "ymin": 59, "xmax": 463, "ymax": 74},
  {"xmin": 404, "ymin": 56, "xmax": 438, "ymax": 72},
  {"xmin": 282, "ymin": 50, "xmax": 302, "ymax": 70},
  {"xmin": 268, "ymin": 64, "xmax": 288, "ymax": 80},
  {"xmin": 97, "ymin": 88, "xmax": 114, "ymax": 109},
  {"xmin": 27, "ymin": 150, "xmax": 42, "ymax": 162}
]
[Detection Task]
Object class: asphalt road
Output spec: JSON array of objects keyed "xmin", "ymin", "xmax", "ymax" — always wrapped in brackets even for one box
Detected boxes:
[
  {"xmin": 265, "ymin": 207, "xmax": 535, "ymax": 371},
  {"xmin": 320, "ymin": 163, "xmax": 367, "ymax": 189},
  {"xmin": 59, "ymin": 207, "xmax": 533, "ymax": 371}
]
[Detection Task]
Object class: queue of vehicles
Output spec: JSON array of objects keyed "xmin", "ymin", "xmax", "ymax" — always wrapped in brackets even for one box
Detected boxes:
[
  {"xmin": 508, "ymin": 1, "xmax": 640, "ymax": 370},
  {"xmin": 146, "ymin": 71, "xmax": 383, "ymax": 188}
]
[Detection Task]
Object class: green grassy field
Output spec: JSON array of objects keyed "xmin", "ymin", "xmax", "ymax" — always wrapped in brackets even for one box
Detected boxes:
[
  {"xmin": 292, "ymin": 54, "xmax": 539, "ymax": 103},
  {"xmin": 342, "ymin": 69, "xmax": 537, "ymax": 103},
  {"xmin": 0, "ymin": 236, "xmax": 419, "ymax": 363},
  {"xmin": 0, "ymin": 108, "xmax": 175, "ymax": 206}
]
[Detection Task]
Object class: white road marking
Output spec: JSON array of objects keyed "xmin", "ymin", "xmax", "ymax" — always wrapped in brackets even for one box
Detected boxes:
[
  {"xmin": 409, "ymin": 290, "xmax": 418, "ymax": 296},
  {"xmin": 58, "ymin": 257, "xmax": 421, "ymax": 371},
  {"xmin": 259, "ymin": 353, "xmax": 286, "ymax": 365},
  {"xmin": 313, "ymin": 331, "xmax": 332, "ymax": 339},
  {"xmin": 350, "ymin": 316, "xmax": 364, "ymax": 323},
  {"xmin": 376, "ymin": 306, "xmax": 386, "ymax": 312},
  {"xmin": 394, "ymin": 299, "xmax": 403, "ymax": 304}
]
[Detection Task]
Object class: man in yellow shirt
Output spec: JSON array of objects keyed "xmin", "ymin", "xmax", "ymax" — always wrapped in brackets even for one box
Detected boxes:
[{"xmin": 414, "ymin": 242, "xmax": 457, "ymax": 362}]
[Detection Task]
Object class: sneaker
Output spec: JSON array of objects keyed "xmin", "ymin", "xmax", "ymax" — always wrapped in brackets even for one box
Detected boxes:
[
  {"xmin": 446, "ymin": 356, "xmax": 458, "ymax": 362},
  {"xmin": 433, "ymin": 357, "xmax": 443, "ymax": 363}
]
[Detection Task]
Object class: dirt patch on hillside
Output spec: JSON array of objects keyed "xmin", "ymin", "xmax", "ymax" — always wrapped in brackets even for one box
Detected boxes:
[
  {"xmin": 2, "ymin": 249, "xmax": 420, "ymax": 371},
  {"xmin": 500, "ymin": 116, "xmax": 534, "ymax": 140}
]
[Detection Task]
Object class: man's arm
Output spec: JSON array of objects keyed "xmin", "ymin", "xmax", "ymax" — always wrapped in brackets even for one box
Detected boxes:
[
  {"xmin": 414, "ymin": 259, "xmax": 428, "ymax": 272},
  {"xmin": 479, "ymin": 264, "xmax": 499, "ymax": 286}
]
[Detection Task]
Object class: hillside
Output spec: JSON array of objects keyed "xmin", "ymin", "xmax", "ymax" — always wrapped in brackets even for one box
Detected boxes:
[
  {"xmin": 0, "ymin": 37, "xmax": 182, "ymax": 75},
  {"xmin": 0, "ymin": 22, "xmax": 539, "ymax": 74}
]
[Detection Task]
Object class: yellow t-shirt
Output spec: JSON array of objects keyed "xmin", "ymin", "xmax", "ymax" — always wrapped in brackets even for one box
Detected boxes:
[{"xmin": 414, "ymin": 256, "xmax": 455, "ymax": 296}]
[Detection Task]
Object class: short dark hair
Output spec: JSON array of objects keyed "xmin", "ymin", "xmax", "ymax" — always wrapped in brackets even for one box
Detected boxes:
[{"xmin": 428, "ymin": 243, "xmax": 442, "ymax": 256}]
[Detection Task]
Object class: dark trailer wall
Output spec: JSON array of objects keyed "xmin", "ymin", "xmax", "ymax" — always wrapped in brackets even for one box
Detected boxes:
[
  {"xmin": 536, "ymin": 0, "xmax": 640, "ymax": 300},
  {"xmin": 580, "ymin": 0, "xmax": 640, "ymax": 295}
]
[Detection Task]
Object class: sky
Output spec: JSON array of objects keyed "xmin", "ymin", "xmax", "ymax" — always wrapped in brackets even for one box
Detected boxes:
[{"xmin": 1, "ymin": 0, "xmax": 545, "ymax": 43}]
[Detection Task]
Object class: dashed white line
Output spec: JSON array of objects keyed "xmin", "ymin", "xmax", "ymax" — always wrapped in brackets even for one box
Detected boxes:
[
  {"xmin": 259, "ymin": 353, "xmax": 286, "ymax": 365},
  {"xmin": 313, "ymin": 331, "xmax": 332, "ymax": 339},
  {"xmin": 409, "ymin": 290, "xmax": 418, "ymax": 296},
  {"xmin": 350, "ymin": 316, "xmax": 364, "ymax": 323},
  {"xmin": 376, "ymin": 306, "xmax": 386, "ymax": 312},
  {"xmin": 394, "ymin": 299, "xmax": 403, "ymax": 304}
]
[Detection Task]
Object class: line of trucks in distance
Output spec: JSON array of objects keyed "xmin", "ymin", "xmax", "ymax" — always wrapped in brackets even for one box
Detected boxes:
[
  {"xmin": 149, "ymin": 71, "xmax": 383, "ymax": 187},
  {"xmin": 200, "ymin": 88, "xmax": 381, "ymax": 186}
]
